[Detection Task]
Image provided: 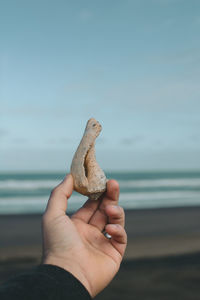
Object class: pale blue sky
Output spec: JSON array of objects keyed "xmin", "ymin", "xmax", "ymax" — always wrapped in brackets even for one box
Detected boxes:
[{"xmin": 1, "ymin": 0, "xmax": 200, "ymax": 171}]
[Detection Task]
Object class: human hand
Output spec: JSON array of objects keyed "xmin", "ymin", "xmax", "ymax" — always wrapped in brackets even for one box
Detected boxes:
[{"xmin": 42, "ymin": 174, "xmax": 127, "ymax": 298}]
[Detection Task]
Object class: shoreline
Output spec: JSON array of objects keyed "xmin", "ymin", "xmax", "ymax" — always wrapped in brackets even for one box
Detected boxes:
[{"xmin": 1, "ymin": 206, "xmax": 200, "ymax": 260}]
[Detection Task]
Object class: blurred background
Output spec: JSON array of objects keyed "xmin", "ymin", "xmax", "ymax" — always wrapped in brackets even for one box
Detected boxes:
[{"xmin": 1, "ymin": 1, "xmax": 200, "ymax": 299}]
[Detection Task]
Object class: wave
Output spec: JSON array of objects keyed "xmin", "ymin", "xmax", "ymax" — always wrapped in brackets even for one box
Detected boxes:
[
  {"xmin": 0, "ymin": 178, "xmax": 200, "ymax": 191},
  {"xmin": 120, "ymin": 190, "xmax": 200, "ymax": 200},
  {"xmin": 119, "ymin": 178, "xmax": 200, "ymax": 188},
  {"xmin": 0, "ymin": 180, "xmax": 59, "ymax": 190},
  {"xmin": 0, "ymin": 194, "xmax": 85, "ymax": 214},
  {"xmin": 1, "ymin": 191, "xmax": 200, "ymax": 214}
]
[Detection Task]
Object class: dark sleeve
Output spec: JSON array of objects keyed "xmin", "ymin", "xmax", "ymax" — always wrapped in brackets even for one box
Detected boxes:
[{"xmin": 0, "ymin": 264, "xmax": 92, "ymax": 300}]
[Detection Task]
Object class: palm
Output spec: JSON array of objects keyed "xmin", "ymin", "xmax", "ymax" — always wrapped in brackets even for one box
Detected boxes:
[
  {"xmin": 43, "ymin": 176, "xmax": 127, "ymax": 297},
  {"xmin": 73, "ymin": 217, "xmax": 122, "ymax": 265}
]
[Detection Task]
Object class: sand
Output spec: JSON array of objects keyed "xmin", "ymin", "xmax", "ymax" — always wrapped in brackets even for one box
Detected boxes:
[{"xmin": 1, "ymin": 206, "xmax": 200, "ymax": 299}]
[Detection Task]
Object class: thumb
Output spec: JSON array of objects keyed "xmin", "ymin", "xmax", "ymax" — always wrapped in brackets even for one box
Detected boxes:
[{"xmin": 45, "ymin": 174, "xmax": 74, "ymax": 216}]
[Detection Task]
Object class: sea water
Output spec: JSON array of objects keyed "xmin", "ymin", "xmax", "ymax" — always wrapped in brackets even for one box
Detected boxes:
[{"xmin": 0, "ymin": 171, "xmax": 200, "ymax": 214}]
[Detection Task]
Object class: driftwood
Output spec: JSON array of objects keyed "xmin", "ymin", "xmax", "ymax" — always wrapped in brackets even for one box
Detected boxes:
[{"xmin": 70, "ymin": 118, "xmax": 107, "ymax": 200}]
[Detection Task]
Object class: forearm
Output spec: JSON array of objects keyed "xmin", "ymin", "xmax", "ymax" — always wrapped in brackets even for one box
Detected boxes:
[{"xmin": 0, "ymin": 265, "xmax": 91, "ymax": 300}]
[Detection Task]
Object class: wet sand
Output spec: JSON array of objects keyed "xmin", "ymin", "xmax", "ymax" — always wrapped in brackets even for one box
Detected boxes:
[{"xmin": 1, "ymin": 206, "xmax": 200, "ymax": 299}]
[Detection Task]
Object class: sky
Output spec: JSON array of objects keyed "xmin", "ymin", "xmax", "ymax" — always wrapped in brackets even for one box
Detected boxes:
[{"xmin": 1, "ymin": 0, "xmax": 200, "ymax": 171}]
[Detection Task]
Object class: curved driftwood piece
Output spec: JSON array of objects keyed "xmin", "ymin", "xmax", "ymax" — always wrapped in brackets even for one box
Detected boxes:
[{"xmin": 70, "ymin": 118, "xmax": 107, "ymax": 200}]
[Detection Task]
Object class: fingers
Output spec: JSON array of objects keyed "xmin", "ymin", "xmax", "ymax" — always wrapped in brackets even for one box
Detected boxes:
[
  {"xmin": 89, "ymin": 180, "xmax": 119, "ymax": 231},
  {"xmin": 105, "ymin": 224, "xmax": 127, "ymax": 257},
  {"xmin": 44, "ymin": 174, "xmax": 74, "ymax": 217},
  {"xmin": 71, "ymin": 198, "xmax": 100, "ymax": 223},
  {"xmin": 104, "ymin": 205, "xmax": 125, "ymax": 227},
  {"xmin": 100, "ymin": 180, "xmax": 120, "ymax": 210},
  {"xmin": 103, "ymin": 204, "xmax": 126, "ymax": 257}
]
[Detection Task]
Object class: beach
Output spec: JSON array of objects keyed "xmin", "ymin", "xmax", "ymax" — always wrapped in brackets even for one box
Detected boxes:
[{"xmin": 1, "ymin": 206, "xmax": 200, "ymax": 299}]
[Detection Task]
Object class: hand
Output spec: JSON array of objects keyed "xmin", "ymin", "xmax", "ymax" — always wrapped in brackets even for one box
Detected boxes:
[{"xmin": 42, "ymin": 174, "xmax": 127, "ymax": 297}]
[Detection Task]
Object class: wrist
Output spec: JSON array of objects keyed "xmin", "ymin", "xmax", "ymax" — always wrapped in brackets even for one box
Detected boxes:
[{"xmin": 43, "ymin": 255, "xmax": 93, "ymax": 297}]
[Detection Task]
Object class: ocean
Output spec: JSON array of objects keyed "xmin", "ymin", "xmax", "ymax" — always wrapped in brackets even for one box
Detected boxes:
[{"xmin": 0, "ymin": 171, "xmax": 200, "ymax": 214}]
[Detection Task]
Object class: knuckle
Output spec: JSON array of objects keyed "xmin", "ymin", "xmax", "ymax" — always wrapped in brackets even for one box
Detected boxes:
[
  {"xmin": 115, "ymin": 223, "xmax": 122, "ymax": 230},
  {"xmin": 116, "ymin": 206, "xmax": 124, "ymax": 220}
]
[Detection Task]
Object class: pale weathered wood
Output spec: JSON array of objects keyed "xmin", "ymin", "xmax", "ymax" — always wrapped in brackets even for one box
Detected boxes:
[{"xmin": 70, "ymin": 118, "xmax": 107, "ymax": 200}]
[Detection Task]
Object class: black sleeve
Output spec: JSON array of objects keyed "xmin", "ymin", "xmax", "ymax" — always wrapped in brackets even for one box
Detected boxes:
[{"xmin": 0, "ymin": 264, "xmax": 92, "ymax": 300}]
